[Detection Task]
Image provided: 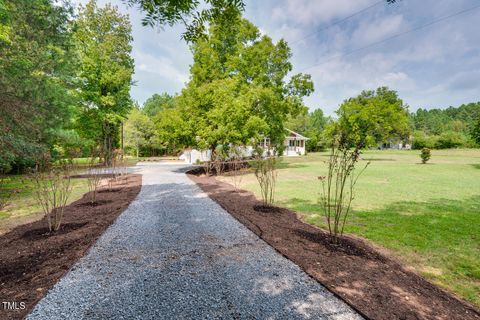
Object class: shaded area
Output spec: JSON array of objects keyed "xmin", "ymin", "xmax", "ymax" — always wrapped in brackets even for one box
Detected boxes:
[
  {"xmin": 0, "ymin": 174, "xmax": 142, "ymax": 320},
  {"xmin": 188, "ymin": 172, "xmax": 480, "ymax": 320}
]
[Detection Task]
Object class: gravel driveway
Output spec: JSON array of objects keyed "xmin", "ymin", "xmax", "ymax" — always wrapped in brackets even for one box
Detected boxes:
[{"xmin": 28, "ymin": 163, "xmax": 362, "ymax": 320}]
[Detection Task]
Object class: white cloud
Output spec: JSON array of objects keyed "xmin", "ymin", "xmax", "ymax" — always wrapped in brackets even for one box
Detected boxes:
[
  {"xmin": 350, "ymin": 14, "xmax": 404, "ymax": 46},
  {"xmin": 271, "ymin": 0, "xmax": 373, "ymax": 26},
  {"xmin": 71, "ymin": 0, "xmax": 480, "ymax": 111},
  {"xmin": 134, "ymin": 52, "xmax": 189, "ymax": 84}
]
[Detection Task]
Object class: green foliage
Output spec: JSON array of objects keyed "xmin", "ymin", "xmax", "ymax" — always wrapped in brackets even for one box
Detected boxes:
[
  {"xmin": 412, "ymin": 130, "xmax": 436, "ymax": 149},
  {"xmin": 126, "ymin": 0, "xmax": 245, "ymax": 42},
  {"xmin": 0, "ymin": 0, "xmax": 11, "ymax": 44},
  {"xmin": 411, "ymin": 102, "xmax": 480, "ymax": 149},
  {"xmin": 143, "ymin": 93, "xmax": 176, "ymax": 117},
  {"xmin": 411, "ymin": 102, "xmax": 480, "ymax": 135},
  {"xmin": 420, "ymin": 148, "xmax": 431, "ymax": 164},
  {"xmin": 472, "ymin": 116, "xmax": 480, "ymax": 146},
  {"xmin": 336, "ymin": 87, "xmax": 410, "ymax": 148},
  {"xmin": 0, "ymin": 0, "xmax": 77, "ymax": 173},
  {"xmin": 153, "ymin": 106, "xmax": 195, "ymax": 153},
  {"xmin": 436, "ymin": 131, "xmax": 467, "ymax": 149},
  {"xmin": 286, "ymin": 108, "xmax": 329, "ymax": 152},
  {"xmin": 73, "ymin": 0, "xmax": 134, "ymax": 165},
  {"xmin": 124, "ymin": 107, "xmax": 155, "ymax": 157},
  {"xmin": 170, "ymin": 15, "xmax": 313, "ymax": 153}
]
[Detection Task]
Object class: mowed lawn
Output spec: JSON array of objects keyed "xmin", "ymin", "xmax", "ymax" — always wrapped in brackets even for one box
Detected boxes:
[
  {"xmin": 218, "ymin": 149, "xmax": 480, "ymax": 306},
  {"xmin": 0, "ymin": 175, "xmax": 90, "ymax": 235}
]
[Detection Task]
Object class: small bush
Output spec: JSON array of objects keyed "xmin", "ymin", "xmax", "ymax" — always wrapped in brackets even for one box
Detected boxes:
[
  {"xmin": 420, "ymin": 148, "xmax": 431, "ymax": 164},
  {"xmin": 253, "ymin": 156, "xmax": 277, "ymax": 206},
  {"xmin": 319, "ymin": 141, "xmax": 369, "ymax": 244},
  {"xmin": 31, "ymin": 163, "xmax": 73, "ymax": 232},
  {"xmin": 435, "ymin": 131, "xmax": 467, "ymax": 149},
  {"xmin": 86, "ymin": 157, "xmax": 103, "ymax": 204}
]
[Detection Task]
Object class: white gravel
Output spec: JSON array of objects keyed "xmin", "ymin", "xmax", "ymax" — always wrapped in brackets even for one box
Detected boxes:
[{"xmin": 28, "ymin": 162, "xmax": 363, "ymax": 320}]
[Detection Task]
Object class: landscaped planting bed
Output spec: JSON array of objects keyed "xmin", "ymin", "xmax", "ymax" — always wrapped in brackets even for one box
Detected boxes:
[
  {"xmin": 0, "ymin": 174, "xmax": 141, "ymax": 320},
  {"xmin": 189, "ymin": 171, "xmax": 480, "ymax": 320}
]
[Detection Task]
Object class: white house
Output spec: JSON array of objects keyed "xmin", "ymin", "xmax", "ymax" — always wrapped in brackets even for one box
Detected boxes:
[
  {"xmin": 180, "ymin": 128, "xmax": 309, "ymax": 164},
  {"xmin": 284, "ymin": 129, "xmax": 308, "ymax": 156}
]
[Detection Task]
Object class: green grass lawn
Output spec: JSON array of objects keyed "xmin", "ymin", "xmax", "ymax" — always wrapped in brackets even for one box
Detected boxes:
[
  {"xmin": 218, "ymin": 149, "xmax": 480, "ymax": 306},
  {"xmin": 0, "ymin": 173, "xmax": 90, "ymax": 235},
  {"xmin": 0, "ymin": 157, "xmax": 141, "ymax": 234}
]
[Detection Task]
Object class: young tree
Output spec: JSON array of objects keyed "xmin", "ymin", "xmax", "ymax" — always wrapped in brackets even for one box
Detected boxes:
[
  {"xmin": 74, "ymin": 0, "xmax": 134, "ymax": 165},
  {"xmin": 420, "ymin": 147, "xmax": 431, "ymax": 164}
]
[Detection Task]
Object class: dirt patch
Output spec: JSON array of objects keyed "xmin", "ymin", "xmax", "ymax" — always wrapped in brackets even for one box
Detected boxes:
[
  {"xmin": 188, "ymin": 173, "xmax": 480, "ymax": 320},
  {"xmin": 0, "ymin": 174, "xmax": 141, "ymax": 320}
]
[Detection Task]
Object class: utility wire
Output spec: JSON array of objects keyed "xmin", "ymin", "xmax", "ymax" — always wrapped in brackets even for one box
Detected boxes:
[
  {"xmin": 300, "ymin": 3, "xmax": 480, "ymax": 72},
  {"xmin": 291, "ymin": 0, "xmax": 386, "ymax": 45}
]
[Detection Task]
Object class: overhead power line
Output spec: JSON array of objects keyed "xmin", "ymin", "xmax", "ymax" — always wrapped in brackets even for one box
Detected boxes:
[
  {"xmin": 300, "ymin": 3, "xmax": 480, "ymax": 72},
  {"xmin": 291, "ymin": 0, "xmax": 386, "ymax": 45}
]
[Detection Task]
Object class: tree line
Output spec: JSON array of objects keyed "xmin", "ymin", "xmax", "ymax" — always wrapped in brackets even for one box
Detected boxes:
[{"xmin": 126, "ymin": 86, "xmax": 480, "ymax": 157}]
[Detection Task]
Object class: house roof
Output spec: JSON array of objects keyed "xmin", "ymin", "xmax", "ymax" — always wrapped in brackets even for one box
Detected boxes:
[{"xmin": 285, "ymin": 128, "xmax": 309, "ymax": 140}]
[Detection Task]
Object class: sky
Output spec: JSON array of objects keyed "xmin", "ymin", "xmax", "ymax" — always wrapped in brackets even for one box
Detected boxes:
[{"xmin": 74, "ymin": 0, "xmax": 480, "ymax": 115}]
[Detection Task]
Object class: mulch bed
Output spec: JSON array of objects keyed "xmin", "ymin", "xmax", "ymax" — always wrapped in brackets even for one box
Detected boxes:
[
  {"xmin": 0, "ymin": 174, "xmax": 142, "ymax": 320},
  {"xmin": 188, "ymin": 172, "xmax": 480, "ymax": 320}
]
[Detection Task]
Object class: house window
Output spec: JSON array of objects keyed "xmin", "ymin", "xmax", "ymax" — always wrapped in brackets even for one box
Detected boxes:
[
  {"xmin": 289, "ymin": 140, "xmax": 295, "ymax": 147},
  {"xmin": 258, "ymin": 138, "xmax": 270, "ymax": 147}
]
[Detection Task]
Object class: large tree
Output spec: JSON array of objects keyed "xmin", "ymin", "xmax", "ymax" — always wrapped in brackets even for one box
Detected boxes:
[
  {"xmin": 0, "ymin": 0, "xmax": 76, "ymax": 172},
  {"xmin": 164, "ymin": 15, "xmax": 313, "ymax": 155},
  {"xmin": 335, "ymin": 87, "xmax": 410, "ymax": 148},
  {"xmin": 74, "ymin": 0, "xmax": 134, "ymax": 165}
]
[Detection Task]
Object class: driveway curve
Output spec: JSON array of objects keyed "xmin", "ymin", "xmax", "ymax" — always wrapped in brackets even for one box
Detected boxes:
[{"xmin": 28, "ymin": 163, "xmax": 362, "ymax": 320}]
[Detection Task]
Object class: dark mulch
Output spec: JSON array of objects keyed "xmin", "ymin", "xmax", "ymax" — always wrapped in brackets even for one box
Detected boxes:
[
  {"xmin": 0, "ymin": 174, "xmax": 142, "ymax": 320},
  {"xmin": 188, "ymin": 173, "xmax": 480, "ymax": 320}
]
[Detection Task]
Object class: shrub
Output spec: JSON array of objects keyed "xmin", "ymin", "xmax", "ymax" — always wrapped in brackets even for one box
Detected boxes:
[
  {"xmin": 420, "ymin": 148, "xmax": 431, "ymax": 164},
  {"xmin": 435, "ymin": 131, "xmax": 467, "ymax": 149},
  {"xmin": 253, "ymin": 156, "xmax": 277, "ymax": 206},
  {"xmin": 31, "ymin": 163, "xmax": 73, "ymax": 232},
  {"xmin": 228, "ymin": 145, "xmax": 246, "ymax": 191},
  {"xmin": 319, "ymin": 140, "xmax": 369, "ymax": 244},
  {"xmin": 412, "ymin": 131, "xmax": 436, "ymax": 149},
  {"xmin": 86, "ymin": 157, "xmax": 103, "ymax": 204}
]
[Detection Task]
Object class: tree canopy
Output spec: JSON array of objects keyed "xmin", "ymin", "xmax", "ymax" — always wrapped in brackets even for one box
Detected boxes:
[
  {"xmin": 0, "ymin": 0, "xmax": 76, "ymax": 172},
  {"xmin": 334, "ymin": 87, "xmax": 410, "ymax": 148},
  {"xmin": 156, "ymin": 15, "xmax": 313, "ymax": 154},
  {"xmin": 143, "ymin": 93, "xmax": 176, "ymax": 117}
]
